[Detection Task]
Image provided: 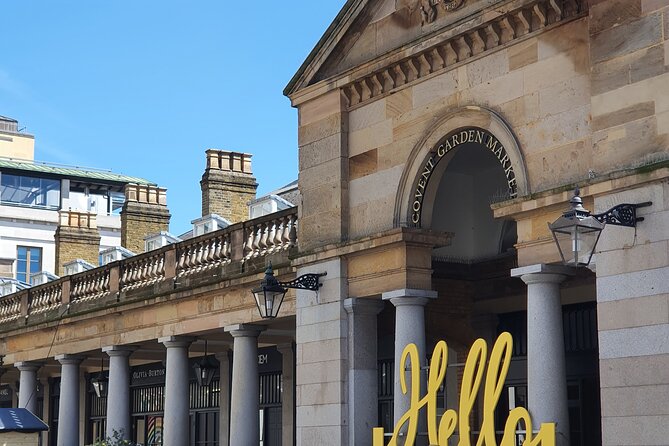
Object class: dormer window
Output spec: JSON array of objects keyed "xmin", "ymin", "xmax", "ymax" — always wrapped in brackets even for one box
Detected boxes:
[
  {"xmin": 144, "ymin": 232, "xmax": 181, "ymax": 252},
  {"xmin": 62, "ymin": 259, "xmax": 95, "ymax": 276},
  {"xmin": 191, "ymin": 214, "xmax": 230, "ymax": 237},
  {"xmin": 248, "ymin": 195, "xmax": 293, "ymax": 219},
  {"xmin": 30, "ymin": 271, "xmax": 59, "ymax": 286},
  {"xmin": 99, "ymin": 246, "xmax": 135, "ymax": 266}
]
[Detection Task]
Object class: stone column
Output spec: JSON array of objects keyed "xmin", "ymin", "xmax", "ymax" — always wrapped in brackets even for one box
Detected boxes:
[
  {"xmin": 103, "ymin": 346, "xmax": 134, "ymax": 440},
  {"xmin": 344, "ymin": 298, "xmax": 384, "ymax": 445},
  {"xmin": 15, "ymin": 361, "xmax": 42, "ymax": 414},
  {"xmin": 55, "ymin": 354, "xmax": 84, "ymax": 446},
  {"xmin": 382, "ymin": 289, "xmax": 436, "ymax": 445},
  {"xmin": 159, "ymin": 336, "xmax": 194, "ymax": 446},
  {"xmin": 511, "ymin": 264, "xmax": 573, "ymax": 446},
  {"xmin": 225, "ymin": 324, "xmax": 265, "ymax": 446},
  {"xmin": 277, "ymin": 343, "xmax": 295, "ymax": 446},
  {"xmin": 216, "ymin": 349, "xmax": 231, "ymax": 446}
]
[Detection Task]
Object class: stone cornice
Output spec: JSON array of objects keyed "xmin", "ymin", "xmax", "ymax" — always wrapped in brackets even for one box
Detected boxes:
[
  {"xmin": 341, "ymin": 0, "xmax": 586, "ymax": 109},
  {"xmin": 492, "ymin": 165, "xmax": 669, "ymax": 220}
]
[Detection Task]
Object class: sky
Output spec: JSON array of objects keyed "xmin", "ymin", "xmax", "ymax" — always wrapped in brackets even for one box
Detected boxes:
[{"xmin": 0, "ymin": 1, "xmax": 345, "ymax": 235}]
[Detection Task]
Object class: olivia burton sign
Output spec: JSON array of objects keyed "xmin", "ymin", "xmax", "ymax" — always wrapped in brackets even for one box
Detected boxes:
[
  {"xmin": 410, "ymin": 128, "xmax": 518, "ymax": 225},
  {"xmin": 372, "ymin": 332, "xmax": 555, "ymax": 446}
]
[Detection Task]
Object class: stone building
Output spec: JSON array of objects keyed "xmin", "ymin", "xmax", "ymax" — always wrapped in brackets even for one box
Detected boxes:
[{"xmin": 1, "ymin": 1, "xmax": 668, "ymax": 446}]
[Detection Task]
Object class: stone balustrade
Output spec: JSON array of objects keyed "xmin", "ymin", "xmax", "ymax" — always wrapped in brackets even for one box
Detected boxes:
[
  {"xmin": 0, "ymin": 208, "xmax": 298, "ymax": 329},
  {"xmin": 28, "ymin": 281, "xmax": 62, "ymax": 314},
  {"xmin": 0, "ymin": 293, "xmax": 22, "ymax": 324},
  {"xmin": 121, "ymin": 251, "xmax": 165, "ymax": 289}
]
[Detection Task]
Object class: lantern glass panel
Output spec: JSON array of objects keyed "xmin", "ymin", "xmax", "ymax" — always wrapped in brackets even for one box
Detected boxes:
[
  {"xmin": 252, "ymin": 288, "xmax": 286, "ymax": 318},
  {"xmin": 91, "ymin": 376, "xmax": 108, "ymax": 398},
  {"xmin": 551, "ymin": 221, "xmax": 602, "ymax": 267}
]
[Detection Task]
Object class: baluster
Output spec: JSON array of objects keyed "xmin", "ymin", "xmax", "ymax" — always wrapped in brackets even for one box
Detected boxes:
[
  {"xmin": 288, "ymin": 214, "xmax": 298, "ymax": 247},
  {"xmin": 206, "ymin": 239, "xmax": 217, "ymax": 263},
  {"xmin": 272, "ymin": 217, "xmax": 284, "ymax": 252},
  {"xmin": 281, "ymin": 215, "xmax": 291, "ymax": 249},
  {"xmin": 212, "ymin": 235, "xmax": 223, "ymax": 261},
  {"xmin": 252, "ymin": 223, "xmax": 263, "ymax": 257},
  {"xmin": 222, "ymin": 234, "xmax": 231, "ymax": 261},
  {"xmin": 177, "ymin": 247, "xmax": 187, "ymax": 270},
  {"xmin": 243, "ymin": 226, "xmax": 254, "ymax": 259},
  {"xmin": 266, "ymin": 220, "xmax": 277, "ymax": 253},
  {"xmin": 158, "ymin": 256, "xmax": 165, "ymax": 277},
  {"xmin": 200, "ymin": 241, "xmax": 211, "ymax": 266}
]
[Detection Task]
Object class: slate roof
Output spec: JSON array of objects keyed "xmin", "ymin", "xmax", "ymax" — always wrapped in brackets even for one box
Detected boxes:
[
  {"xmin": 0, "ymin": 158, "xmax": 155, "ymax": 185},
  {"xmin": 0, "ymin": 408, "xmax": 49, "ymax": 433}
]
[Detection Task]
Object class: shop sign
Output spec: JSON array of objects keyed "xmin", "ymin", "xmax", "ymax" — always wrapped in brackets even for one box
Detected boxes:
[
  {"xmin": 411, "ymin": 128, "xmax": 518, "ymax": 225},
  {"xmin": 258, "ymin": 346, "xmax": 282, "ymax": 374},
  {"xmin": 131, "ymin": 363, "xmax": 166, "ymax": 387},
  {"xmin": 372, "ymin": 332, "xmax": 555, "ymax": 446}
]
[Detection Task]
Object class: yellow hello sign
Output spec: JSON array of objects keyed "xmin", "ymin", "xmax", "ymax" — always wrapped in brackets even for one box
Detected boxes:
[{"xmin": 372, "ymin": 332, "xmax": 555, "ymax": 446}]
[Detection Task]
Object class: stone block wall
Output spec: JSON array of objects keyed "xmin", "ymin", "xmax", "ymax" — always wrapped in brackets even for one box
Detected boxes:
[
  {"xmin": 589, "ymin": 0, "xmax": 669, "ymax": 176},
  {"xmin": 297, "ymin": 90, "xmax": 349, "ymax": 251},
  {"xmin": 200, "ymin": 149, "xmax": 257, "ymax": 223},
  {"xmin": 594, "ymin": 180, "xmax": 669, "ymax": 445},
  {"xmin": 318, "ymin": 16, "xmax": 593, "ymax": 242},
  {"xmin": 295, "ymin": 259, "xmax": 349, "ymax": 446},
  {"xmin": 121, "ymin": 184, "xmax": 170, "ymax": 254},
  {"xmin": 54, "ymin": 211, "xmax": 100, "ymax": 275}
]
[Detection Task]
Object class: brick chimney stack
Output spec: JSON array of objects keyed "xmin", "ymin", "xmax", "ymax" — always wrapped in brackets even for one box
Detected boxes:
[
  {"xmin": 200, "ymin": 150, "xmax": 258, "ymax": 223},
  {"xmin": 54, "ymin": 211, "xmax": 101, "ymax": 275},
  {"xmin": 121, "ymin": 184, "xmax": 171, "ymax": 253}
]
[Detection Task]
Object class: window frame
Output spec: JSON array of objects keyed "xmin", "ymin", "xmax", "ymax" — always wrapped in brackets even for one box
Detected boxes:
[{"xmin": 16, "ymin": 245, "xmax": 42, "ymax": 284}]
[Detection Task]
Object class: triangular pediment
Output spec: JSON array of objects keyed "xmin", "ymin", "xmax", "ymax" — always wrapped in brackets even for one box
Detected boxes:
[{"xmin": 285, "ymin": 0, "xmax": 492, "ymax": 97}]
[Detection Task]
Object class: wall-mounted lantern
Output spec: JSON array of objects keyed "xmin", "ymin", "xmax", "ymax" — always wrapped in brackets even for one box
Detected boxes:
[
  {"xmin": 549, "ymin": 188, "xmax": 651, "ymax": 267},
  {"xmin": 251, "ymin": 264, "xmax": 326, "ymax": 319}
]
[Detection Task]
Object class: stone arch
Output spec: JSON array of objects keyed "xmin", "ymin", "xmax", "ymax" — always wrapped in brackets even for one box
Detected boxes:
[{"xmin": 394, "ymin": 106, "xmax": 529, "ymax": 228}]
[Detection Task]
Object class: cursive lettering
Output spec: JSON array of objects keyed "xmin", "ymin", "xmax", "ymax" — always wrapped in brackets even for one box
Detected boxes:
[{"xmin": 372, "ymin": 333, "xmax": 555, "ymax": 446}]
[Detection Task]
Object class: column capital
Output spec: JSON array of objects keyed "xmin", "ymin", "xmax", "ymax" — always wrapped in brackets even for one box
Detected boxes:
[
  {"xmin": 224, "ymin": 324, "xmax": 265, "ymax": 338},
  {"xmin": 343, "ymin": 297, "xmax": 385, "ymax": 315},
  {"xmin": 511, "ymin": 263, "xmax": 575, "ymax": 285},
  {"xmin": 55, "ymin": 354, "xmax": 84, "ymax": 365},
  {"xmin": 15, "ymin": 361, "xmax": 43, "ymax": 372},
  {"xmin": 382, "ymin": 288, "xmax": 437, "ymax": 305},
  {"xmin": 103, "ymin": 345, "xmax": 137, "ymax": 357},
  {"xmin": 159, "ymin": 336, "xmax": 195, "ymax": 349}
]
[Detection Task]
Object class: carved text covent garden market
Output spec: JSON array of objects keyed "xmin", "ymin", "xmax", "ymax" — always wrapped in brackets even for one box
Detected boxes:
[{"xmin": 411, "ymin": 128, "xmax": 518, "ymax": 225}]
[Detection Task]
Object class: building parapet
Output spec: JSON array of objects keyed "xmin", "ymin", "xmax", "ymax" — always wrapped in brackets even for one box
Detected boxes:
[{"xmin": 0, "ymin": 207, "xmax": 298, "ymax": 329}]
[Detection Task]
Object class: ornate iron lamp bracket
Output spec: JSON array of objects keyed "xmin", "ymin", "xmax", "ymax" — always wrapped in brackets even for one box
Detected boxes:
[
  {"xmin": 593, "ymin": 202, "xmax": 652, "ymax": 227},
  {"xmin": 278, "ymin": 273, "xmax": 327, "ymax": 291}
]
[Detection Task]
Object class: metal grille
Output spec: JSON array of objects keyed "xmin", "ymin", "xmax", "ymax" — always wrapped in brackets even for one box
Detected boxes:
[
  {"xmin": 89, "ymin": 392, "xmax": 107, "ymax": 417},
  {"xmin": 378, "ymin": 359, "xmax": 393, "ymax": 398},
  {"xmin": 132, "ymin": 385, "xmax": 164, "ymax": 414},
  {"xmin": 259, "ymin": 372, "xmax": 282, "ymax": 407},
  {"xmin": 563, "ymin": 303, "xmax": 598, "ymax": 352},
  {"xmin": 189, "ymin": 379, "xmax": 220, "ymax": 409},
  {"xmin": 498, "ymin": 302, "xmax": 598, "ymax": 357}
]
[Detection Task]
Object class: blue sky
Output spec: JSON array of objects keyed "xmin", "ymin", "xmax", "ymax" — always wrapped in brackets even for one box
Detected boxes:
[{"xmin": 0, "ymin": 1, "xmax": 345, "ymax": 234}]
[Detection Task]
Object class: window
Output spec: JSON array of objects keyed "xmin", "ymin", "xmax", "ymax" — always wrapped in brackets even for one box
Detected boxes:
[
  {"xmin": 1, "ymin": 174, "xmax": 60, "ymax": 208},
  {"xmin": 17, "ymin": 246, "xmax": 42, "ymax": 284}
]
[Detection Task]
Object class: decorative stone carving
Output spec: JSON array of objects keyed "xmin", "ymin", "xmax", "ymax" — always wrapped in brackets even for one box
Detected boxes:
[{"xmin": 421, "ymin": 0, "xmax": 465, "ymax": 24}]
